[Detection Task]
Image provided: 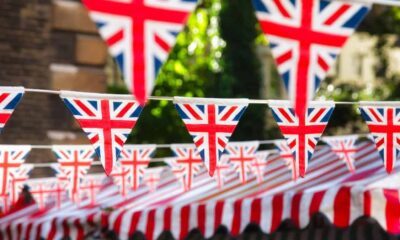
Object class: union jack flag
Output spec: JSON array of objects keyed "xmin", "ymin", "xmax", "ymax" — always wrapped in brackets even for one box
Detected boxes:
[
  {"xmin": 174, "ymin": 97, "xmax": 249, "ymax": 177},
  {"xmin": 359, "ymin": 102, "xmax": 400, "ymax": 173},
  {"xmin": 143, "ymin": 167, "xmax": 165, "ymax": 192},
  {"xmin": 61, "ymin": 91, "xmax": 143, "ymax": 176},
  {"xmin": 170, "ymin": 144, "xmax": 204, "ymax": 190},
  {"xmin": 9, "ymin": 164, "xmax": 33, "ymax": 204},
  {"xmin": 165, "ymin": 157, "xmax": 190, "ymax": 191},
  {"xmin": 111, "ymin": 162, "xmax": 131, "ymax": 197},
  {"xmin": 82, "ymin": 0, "xmax": 198, "ymax": 105},
  {"xmin": 118, "ymin": 144, "xmax": 156, "ymax": 191},
  {"xmin": 252, "ymin": 0, "xmax": 369, "ymax": 116},
  {"xmin": 0, "ymin": 87, "xmax": 24, "ymax": 133},
  {"xmin": 27, "ymin": 178, "xmax": 65, "ymax": 209},
  {"xmin": 80, "ymin": 174, "xmax": 106, "ymax": 205},
  {"xmin": 52, "ymin": 145, "xmax": 95, "ymax": 203},
  {"xmin": 269, "ymin": 100, "xmax": 334, "ymax": 177},
  {"xmin": 251, "ymin": 150, "xmax": 272, "ymax": 183},
  {"xmin": 213, "ymin": 154, "xmax": 232, "ymax": 189},
  {"xmin": 323, "ymin": 135, "xmax": 359, "ymax": 173},
  {"xmin": 274, "ymin": 140, "xmax": 298, "ymax": 180},
  {"xmin": 225, "ymin": 141, "xmax": 259, "ymax": 184},
  {"xmin": 50, "ymin": 163, "xmax": 69, "ymax": 188},
  {"xmin": 0, "ymin": 145, "xmax": 31, "ymax": 197}
]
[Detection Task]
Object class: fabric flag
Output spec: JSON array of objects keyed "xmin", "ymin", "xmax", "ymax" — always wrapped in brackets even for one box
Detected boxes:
[
  {"xmin": 225, "ymin": 141, "xmax": 259, "ymax": 184},
  {"xmin": 27, "ymin": 178, "xmax": 65, "ymax": 210},
  {"xmin": 118, "ymin": 144, "xmax": 156, "ymax": 191},
  {"xmin": 165, "ymin": 157, "xmax": 191, "ymax": 191},
  {"xmin": 213, "ymin": 154, "xmax": 232, "ymax": 189},
  {"xmin": 170, "ymin": 144, "xmax": 204, "ymax": 190},
  {"xmin": 174, "ymin": 97, "xmax": 249, "ymax": 177},
  {"xmin": 274, "ymin": 140, "xmax": 298, "ymax": 180},
  {"xmin": 0, "ymin": 145, "xmax": 31, "ymax": 197},
  {"xmin": 80, "ymin": 174, "xmax": 105, "ymax": 205},
  {"xmin": 0, "ymin": 87, "xmax": 24, "ymax": 134},
  {"xmin": 251, "ymin": 150, "xmax": 271, "ymax": 183},
  {"xmin": 143, "ymin": 167, "xmax": 165, "ymax": 192},
  {"xmin": 9, "ymin": 164, "xmax": 33, "ymax": 204},
  {"xmin": 269, "ymin": 100, "xmax": 334, "ymax": 177},
  {"xmin": 82, "ymin": 0, "xmax": 198, "ymax": 105},
  {"xmin": 359, "ymin": 102, "xmax": 400, "ymax": 173},
  {"xmin": 50, "ymin": 163, "xmax": 69, "ymax": 188},
  {"xmin": 252, "ymin": 0, "xmax": 370, "ymax": 116},
  {"xmin": 323, "ymin": 135, "xmax": 359, "ymax": 173},
  {"xmin": 52, "ymin": 145, "xmax": 95, "ymax": 203},
  {"xmin": 60, "ymin": 91, "xmax": 143, "ymax": 176},
  {"xmin": 111, "ymin": 162, "xmax": 131, "ymax": 197}
]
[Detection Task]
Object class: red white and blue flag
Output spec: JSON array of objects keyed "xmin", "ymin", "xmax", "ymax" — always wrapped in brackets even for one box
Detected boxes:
[
  {"xmin": 82, "ymin": 0, "xmax": 198, "ymax": 105},
  {"xmin": 111, "ymin": 162, "xmax": 131, "ymax": 197},
  {"xmin": 274, "ymin": 140, "xmax": 298, "ymax": 180},
  {"xmin": 323, "ymin": 135, "xmax": 359, "ymax": 172},
  {"xmin": 359, "ymin": 102, "xmax": 400, "ymax": 173},
  {"xmin": 27, "ymin": 178, "xmax": 65, "ymax": 210},
  {"xmin": 225, "ymin": 141, "xmax": 259, "ymax": 184},
  {"xmin": 252, "ymin": 0, "xmax": 370, "ymax": 116},
  {"xmin": 251, "ymin": 150, "xmax": 271, "ymax": 183},
  {"xmin": 165, "ymin": 157, "xmax": 190, "ymax": 191},
  {"xmin": 118, "ymin": 144, "xmax": 156, "ymax": 191},
  {"xmin": 0, "ymin": 87, "xmax": 24, "ymax": 134},
  {"xmin": 52, "ymin": 145, "xmax": 95, "ymax": 203},
  {"xmin": 61, "ymin": 91, "xmax": 143, "ymax": 176},
  {"xmin": 269, "ymin": 100, "xmax": 334, "ymax": 177},
  {"xmin": 213, "ymin": 154, "xmax": 232, "ymax": 189},
  {"xmin": 174, "ymin": 97, "xmax": 249, "ymax": 177},
  {"xmin": 80, "ymin": 174, "xmax": 106, "ymax": 205},
  {"xmin": 143, "ymin": 167, "xmax": 165, "ymax": 192},
  {"xmin": 9, "ymin": 164, "xmax": 33, "ymax": 204}
]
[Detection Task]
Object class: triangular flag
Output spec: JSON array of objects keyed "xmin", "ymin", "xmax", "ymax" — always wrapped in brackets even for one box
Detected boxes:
[
  {"xmin": 111, "ymin": 161, "xmax": 131, "ymax": 197},
  {"xmin": 269, "ymin": 100, "xmax": 334, "ymax": 177},
  {"xmin": 252, "ymin": 0, "xmax": 370, "ymax": 116},
  {"xmin": 0, "ymin": 87, "xmax": 24, "ymax": 133},
  {"xmin": 165, "ymin": 157, "xmax": 190, "ymax": 192},
  {"xmin": 359, "ymin": 102, "xmax": 400, "ymax": 173},
  {"xmin": 323, "ymin": 135, "xmax": 359, "ymax": 173},
  {"xmin": 27, "ymin": 178, "xmax": 65, "ymax": 210},
  {"xmin": 9, "ymin": 163, "xmax": 33, "ymax": 204},
  {"xmin": 52, "ymin": 145, "xmax": 95, "ymax": 203},
  {"xmin": 80, "ymin": 174, "xmax": 105, "ymax": 205},
  {"xmin": 225, "ymin": 141, "xmax": 259, "ymax": 184},
  {"xmin": 213, "ymin": 154, "xmax": 232, "ymax": 189},
  {"xmin": 118, "ymin": 144, "xmax": 156, "ymax": 191},
  {"xmin": 174, "ymin": 97, "xmax": 249, "ymax": 177},
  {"xmin": 60, "ymin": 91, "xmax": 143, "ymax": 176},
  {"xmin": 251, "ymin": 150, "xmax": 271, "ymax": 183},
  {"xmin": 274, "ymin": 140, "xmax": 298, "ymax": 180},
  {"xmin": 82, "ymin": 0, "xmax": 198, "ymax": 105},
  {"xmin": 144, "ymin": 167, "xmax": 166, "ymax": 192}
]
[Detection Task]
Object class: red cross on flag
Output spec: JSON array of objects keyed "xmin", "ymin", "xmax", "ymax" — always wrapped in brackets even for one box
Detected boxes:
[
  {"xmin": 225, "ymin": 141, "xmax": 259, "ymax": 184},
  {"xmin": 52, "ymin": 145, "xmax": 95, "ymax": 203},
  {"xmin": 9, "ymin": 164, "xmax": 33, "ymax": 204},
  {"xmin": 80, "ymin": 174, "xmax": 105, "ymax": 205},
  {"xmin": 27, "ymin": 178, "xmax": 65, "ymax": 210},
  {"xmin": 323, "ymin": 135, "xmax": 359, "ymax": 173},
  {"xmin": 213, "ymin": 154, "xmax": 232, "ymax": 189},
  {"xmin": 274, "ymin": 140, "xmax": 298, "ymax": 180},
  {"xmin": 269, "ymin": 100, "xmax": 335, "ymax": 178},
  {"xmin": 165, "ymin": 157, "xmax": 190, "ymax": 192},
  {"xmin": 143, "ymin": 167, "xmax": 166, "ymax": 192},
  {"xmin": 251, "ymin": 150, "xmax": 272, "ymax": 183},
  {"xmin": 0, "ymin": 87, "xmax": 24, "ymax": 134},
  {"xmin": 61, "ymin": 91, "xmax": 143, "ymax": 176},
  {"xmin": 82, "ymin": 0, "xmax": 198, "ymax": 105},
  {"xmin": 174, "ymin": 97, "xmax": 249, "ymax": 177},
  {"xmin": 111, "ymin": 162, "xmax": 131, "ymax": 197}
]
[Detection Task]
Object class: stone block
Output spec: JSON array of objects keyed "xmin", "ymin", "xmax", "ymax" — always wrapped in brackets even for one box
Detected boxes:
[{"xmin": 75, "ymin": 35, "xmax": 107, "ymax": 65}]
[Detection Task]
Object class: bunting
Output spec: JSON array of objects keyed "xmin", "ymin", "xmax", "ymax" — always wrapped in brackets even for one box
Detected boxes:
[
  {"xmin": 359, "ymin": 102, "xmax": 400, "ymax": 173},
  {"xmin": 111, "ymin": 162, "xmax": 131, "ymax": 197},
  {"xmin": 82, "ymin": 0, "xmax": 198, "ymax": 105},
  {"xmin": 213, "ymin": 155, "xmax": 232, "ymax": 189},
  {"xmin": 225, "ymin": 141, "xmax": 259, "ymax": 184},
  {"xmin": 80, "ymin": 174, "xmax": 106, "ymax": 205},
  {"xmin": 27, "ymin": 178, "xmax": 65, "ymax": 210},
  {"xmin": 0, "ymin": 87, "xmax": 24, "ymax": 134},
  {"xmin": 323, "ymin": 135, "xmax": 359, "ymax": 172},
  {"xmin": 251, "ymin": 150, "xmax": 271, "ymax": 183},
  {"xmin": 274, "ymin": 140, "xmax": 298, "ymax": 180},
  {"xmin": 52, "ymin": 145, "xmax": 95, "ymax": 203},
  {"xmin": 165, "ymin": 157, "xmax": 190, "ymax": 191},
  {"xmin": 60, "ymin": 91, "xmax": 143, "ymax": 176},
  {"xmin": 174, "ymin": 97, "xmax": 249, "ymax": 177},
  {"xmin": 143, "ymin": 167, "xmax": 165, "ymax": 192},
  {"xmin": 252, "ymin": 0, "xmax": 370, "ymax": 116},
  {"xmin": 269, "ymin": 100, "xmax": 334, "ymax": 177},
  {"xmin": 9, "ymin": 164, "xmax": 33, "ymax": 204}
]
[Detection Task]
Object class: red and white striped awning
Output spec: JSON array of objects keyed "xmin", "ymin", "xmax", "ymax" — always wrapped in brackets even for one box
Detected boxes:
[{"xmin": 0, "ymin": 142, "xmax": 399, "ymax": 239}]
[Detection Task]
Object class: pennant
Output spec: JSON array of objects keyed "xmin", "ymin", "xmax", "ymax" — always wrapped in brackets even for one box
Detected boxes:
[
  {"xmin": 323, "ymin": 135, "xmax": 359, "ymax": 173},
  {"xmin": 165, "ymin": 157, "xmax": 191, "ymax": 191},
  {"xmin": 27, "ymin": 178, "xmax": 65, "ymax": 209},
  {"xmin": 50, "ymin": 163, "xmax": 69, "ymax": 188},
  {"xmin": 251, "ymin": 150, "xmax": 271, "ymax": 183},
  {"xmin": 274, "ymin": 140, "xmax": 298, "ymax": 180},
  {"xmin": 253, "ymin": 0, "xmax": 370, "ymax": 116},
  {"xmin": 80, "ymin": 174, "xmax": 105, "ymax": 205},
  {"xmin": 0, "ymin": 145, "xmax": 31, "ymax": 197},
  {"xmin": 0, "ymin": 87, "xmax": 24, "ymax": 134},
  {"xmin": 118, "ymin": 144, "xmax": 156, "ymax": 191},
  {"xmin": 82, "ymin": 0, "xmax": 198, "ymax": 105},
  {"xmin": 225, "ymin": 141, "xmax": 259, "ymax": 184},
  {"xmin": 169, "ymin": 144, "xmax": 204, "ymax": 190},
  {"xmin": 269, "ymin": 100, "xmax": 334, "ymax": 177},
  {"xmin": 9, "ymin": 164, "xmax": 33, "ymax": 204},
  {"xmin": 60, "ymin": 91, "xmax": 143, "ymax": 176},
  {"xmin": 111, "ymin": 162, "xmax": 131, "ymax": 197},
  {"xmin": 213, "ymin": 155, "xmax": 232, "ymax": 189},
  {"xmin": 174, "ymin": 97, "xmax": 249, "ymax": 177},
  {"xmin": 359, "ymin": 102, "xmax": 400, "ymax": 173},
  {"xmin": 143, "ymin": 167, "xmax": 165, "ymax": 192},
  {"xmin": 52, "ymin": 145, "xmax": 95, "ymax": 203}
]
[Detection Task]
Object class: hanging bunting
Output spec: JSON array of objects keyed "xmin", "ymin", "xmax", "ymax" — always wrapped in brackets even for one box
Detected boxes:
[
  {"xmin": 170, "ymin": 144, "xmax": 204, "ymax": 190},
  {"xmin": 274, "ymin": 140, "xmax": 298, "ymax": 180},
  {"xmin": 225, "ymin": 141, "xmax": 259, "ymax": 184},
  {"xmin": 111, "ymin": 162, "xmax": 131, "ymax": 197},
  {"xmin": 27, "ymin": 178, "xmax": 65, "ymax": 210},
  {"xmin": 118, "ymin": 144, "xmax": 156, "ymax": 191},
  {"xmin": 82, "ymin": 0, "xmax": 198, "ymax": 105},
  {"xmin": 165, "ymin": 157, "xmax": 191, "ymax": 191},
  {"xmin": 323, "ymin": 135, "xmax": 359, "ymax": 173},
  {"xmin": 60, "ymin": 91, "xmax": 143, "ymax": 176},
  {"xmin": 359, "ymin": 102, "xmax": 400, "ymax": 173},
  {"xmin": 174, "ymin": 97, "xmax": 249, "ymax": 177},
  {"xmin": 251, "ymin": 150, "xmax": 271, "ymax": 183},
  {"xmin": 0, "ymin": 87, "xmax": 24, "ymax": 134},
  {"xmin": 50, "ymin": 163, "xmax": 69, "ymax": 188},
  {"xmin": 80, "ymin": 174, "xmax": 105, "ymax": 205},
  {"xmin": 213, "ymin": 155, "xmax": 232, "ymax": 189},
  {"xmin": 9, "ymin": 164, "xmax": 33, "ymax": 204},
  {"xmin": 143, "ymin": 167, "xmax": 165, "ymax": 192},
  {"xmin": 269, "ymin": 100, "xmax": 334, "ymax": 177},
  {"xmin": 52, "ymin": 145, "xmax": 95, "ymax": 203},
  {"xmin": 252, "ymin": 0, "xmax": 370, "ymax": 116}
]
